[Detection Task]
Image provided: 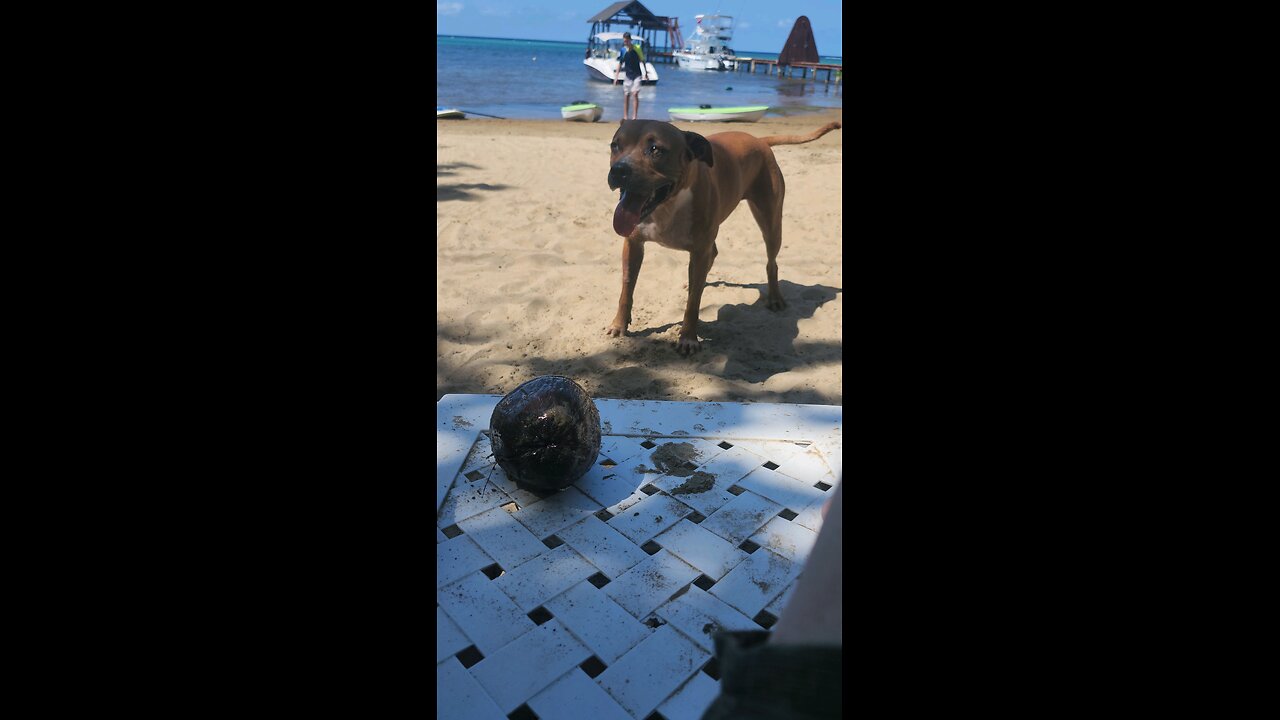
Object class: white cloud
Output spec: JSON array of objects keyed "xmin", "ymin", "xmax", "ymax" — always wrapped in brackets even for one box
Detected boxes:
[
  {"xmin": 480, "ymin": 4, "xmax": 511, "ymax": 16},
  {"xmin": 737, "ymin": 20, "xmax": 751, "ymax": 30},
  {"xmin": 777, "ymin": 18, "xmax": 794, "ymax": 28},
  {"xmin": 438, "ymin": 2, "xmax": 463, "ymax": 15}
]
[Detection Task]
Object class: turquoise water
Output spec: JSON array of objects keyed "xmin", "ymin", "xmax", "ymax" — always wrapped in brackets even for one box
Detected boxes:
[{"xmin": 436, "ymin": 35, "xmax": 842, "ymax": 121}]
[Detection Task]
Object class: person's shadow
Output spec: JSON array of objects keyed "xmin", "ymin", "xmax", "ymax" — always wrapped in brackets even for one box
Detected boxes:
[{"xmin": 699, "ymin": 280, "xmax": 842, "ymax": 383}]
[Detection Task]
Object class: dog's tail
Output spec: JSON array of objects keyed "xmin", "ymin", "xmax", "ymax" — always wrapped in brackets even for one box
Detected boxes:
[{"xmin": 761, "ymin": 121, "xmax": 842, "ymax": 147}]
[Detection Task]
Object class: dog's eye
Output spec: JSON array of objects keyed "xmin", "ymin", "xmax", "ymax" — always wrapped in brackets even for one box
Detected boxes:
[
  {"xmin": 647, "ymin": 144, "xmax": 662, "ymax": 156},
  {"xmin": 610, "ymin": 142, "xmax": 619, "ymax": 151}
]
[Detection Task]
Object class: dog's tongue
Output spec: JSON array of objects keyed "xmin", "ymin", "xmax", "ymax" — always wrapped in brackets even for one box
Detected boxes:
[{"xmin": 613, "ymin": 190, "xmax": 646, "ymax": 237}]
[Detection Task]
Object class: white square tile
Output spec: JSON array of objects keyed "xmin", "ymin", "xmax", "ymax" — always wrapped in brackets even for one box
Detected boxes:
[
  {"xmin": 437, "ymin": 605, "xmax": 472, "ymax": 663},
  {"xmin": 468, "ymin": 618, "xmax": 592, "ymax": 714},
  {"xmin": 437, "ymin": 572, "xmax": 536, "ymax": 655},
  {"xmin": 457, "ymin": 505, "xmax": 547, "ymax": 571},
  {"xmin": 594, "ymin": 624, "xmax": 711, "ymax": 720},
  {"xmin": 748, "ymin": 515, "xmax": 819, "ymax": 564},
  {"xmin": 438, "ymin": 476, "xmax": 512, "ymax": 527},
  {"xmin": 436, "ymin": 534, "xmax": 495, "ymax": 589},
  {"xmin": 526, "ymin": 667, "xmax": 633, "ymax": 720},
  {"xmin": 575, "ymin": 459, "xmax": 647, "ymax": 511},
  {"xmin": 494, "ymin": 544, "xmax": 599, "ymax": 612},
  {"xmin": 599, "ymin": 435, "xmax": 650, "ymax": 466},
  {"xmin": 698, "ymin": 491, "xmax": 784, "ymax": 546},
  {"xmin": 459, "ymin": 432, "xmax": 496, "ymax": 477},
  {"xmin": 436, "ymin": 657, "xmax": 508, "ymax": 720},
  {"xmin": 544, "ymin": 581, "xmax": 652, "ymax": 665},
  {"xmin": 653, "ymin": 519, "xmax": 748, "ymax": 580},
  {"xmin": 792, "ymin": 493, "xmax": 830, "ymax": 533},
  {"xmin": 485, "ymin": 463, "xmax": 545, "ymax": 508},
  {"xmin": 606, "ymin": 492, "xmax": 694, "ymax": 545},
  {"xmin": 694, "ymin": 445, "xmax": 774, "ymax": 485},
  {"xmin": 724, "ymin": 439, "xmax": 810, "ymax": 467},
  {"xmin": 603, "ymin": 488, "xmax": 651, "ymax": 516},
  {"xmin": 510, "ymin": 486, "xmax": 603, "ymax": 540},
  {"xmin": 657, "ymin": 671, "xmax": 722, "ymax": 720},
  {"xmin": 773, "ymin": 445, "xmax": 837, "ymax": 486},
  {"xmin": 604, "ymin": 549, "xmax": 701, "ymax": 620},
  {"xmin": 654, "ymin": 585, "xmax": 759, "ymax": 654},
  {"xmin": 555, "ymin": 515, "xmax": 649, "ymax": 580},
  {"xmin": 734, "ymin": 466, "xmax": 827, "ymax": 512},
  {"xmin": 763, "ymin": 579, "xmax": 798, "ymax": 618},
  {"xmin": 708, "ymin": 547, "xmax": 802, "ymax": 619}
]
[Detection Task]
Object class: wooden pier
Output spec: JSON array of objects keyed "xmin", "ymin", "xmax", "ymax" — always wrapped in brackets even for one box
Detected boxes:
[{"xmin": 732, "ymin": 57, "xmax": 842, "ymax": 85}]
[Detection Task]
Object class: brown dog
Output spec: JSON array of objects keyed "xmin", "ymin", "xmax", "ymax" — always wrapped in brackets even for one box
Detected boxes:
[{"xmin": 605, "ymin": 119, "xmax": 841, "ymax": 354}]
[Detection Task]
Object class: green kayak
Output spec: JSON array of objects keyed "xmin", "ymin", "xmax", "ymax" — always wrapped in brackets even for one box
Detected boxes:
[{"xmin": 668, "ymin": 105, "xmax": 768, "ymax": 122}]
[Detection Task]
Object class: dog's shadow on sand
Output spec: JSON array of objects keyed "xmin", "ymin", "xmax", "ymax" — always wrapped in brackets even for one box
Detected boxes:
[{"xmin": 696, "ymin": 279, "xmax": 842, "ymax": 383}]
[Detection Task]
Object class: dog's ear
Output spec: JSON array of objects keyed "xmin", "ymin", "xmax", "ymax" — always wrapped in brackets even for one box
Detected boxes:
[{"xmin": 683, "ymin": 131, "xmax": 714, "ymax": 167}]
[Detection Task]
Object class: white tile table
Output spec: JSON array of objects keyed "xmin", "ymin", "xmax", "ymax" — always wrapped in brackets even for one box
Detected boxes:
[{"xmin": 437, "ymin": 395, "xmax": 841, "ymax": 720}]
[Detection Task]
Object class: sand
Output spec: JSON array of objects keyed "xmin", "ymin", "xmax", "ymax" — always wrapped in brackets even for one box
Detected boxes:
[{"xmin": 437, "ymin": 108, "xmax": 842, "ymax": 405}]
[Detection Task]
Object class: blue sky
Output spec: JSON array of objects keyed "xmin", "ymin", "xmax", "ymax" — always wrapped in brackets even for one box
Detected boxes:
[{"xmin": 436, "ymin": 1, "xmax": 842, "ymax": 57}]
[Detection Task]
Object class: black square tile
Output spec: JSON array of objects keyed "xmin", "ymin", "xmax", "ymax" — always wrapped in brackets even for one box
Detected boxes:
[
  {"xmin": 580, "ymin": 655, "xmax": 607, "ymax": 678},
  {"xmin": 702, "ymin": 657, "xmax": 721, "ymax": 679},
  {"xmin": 686, "ymin": 510, "xmax": 706, "ymax": 524},
  {"xmin": 640, "ymin": 440, "xmax": 657, "ymax": 449},
  {"xmin": 762, "ymin": 461, "xmax": 780, "ymax": 470},
  {"xmin": 509, "ymin": 704, "xmax": 538, "ymax": 720},
  {"xmin": 542, "ymin": 535, "xmax": 564, "ymax": 549},
  {"xmin": 595, "ymin": 509, "xmax": 614, "ymax": 521},
  {"xmin": 693, "ymin": 574, "xmax": 716, "ymax": 591},
  {"xmin": 465, "ymin": 469, "xmax": 485, "ymax": 481},
  {"xmin": 778, "ymin": 508, "xmax": 798, "ymax": 521},
  {"xmin": 815, "ymin": 480, "xmax": 832, "ymax": 491},
  {"xmin": 753, "ymin": 610, "xmax": 778, "ymax": 629},
  {"xmin": 640, "ymin": 484, "xmax": 661, "ymax": 496},
  {"xmin": 726, "ymin": 485, "xmax": 746, "ymax": 496},
  {"xmin": 643, "ymin": 713, "xmax": 667, "ymax": 720},
  {"xmin": 527, "ymin": 606, "xmax": 553, "ymax": 625},
  {"xmin": 600, "ymin": 458, "xmax": 617, "ymax": 467},
  {"xmin": 441, "ymin": 524, "xmax": 464, "ymax": 539},
  {"xmin": 457, "ymin": 645, "xmax": 484, "ymax": 668},
  {"xmin": 717, "ymin": 441, "xmax": 733, "ymax": 449},
  {"xmin": 640, "ymin": 540, "xmax": 662, "ymax": 555},
  {"xmin": 481, "ymin": 563, "xmax": 504, "ymax": 580},
  {"xmin": 643, "ymin": 616, "xmax": 665, "ymax": 629},
  {"xmin": 587, "ymin": 572, "xmax": 611, "ymax": 588},
  {"xmin": 739, "ymin": 539, "xmax": 760, "ymax": 554}
]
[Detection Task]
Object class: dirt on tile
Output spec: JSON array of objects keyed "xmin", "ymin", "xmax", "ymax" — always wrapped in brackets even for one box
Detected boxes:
[{"xmin": 670, "ymin": 471, "xmax": 716, "ymax": 495}]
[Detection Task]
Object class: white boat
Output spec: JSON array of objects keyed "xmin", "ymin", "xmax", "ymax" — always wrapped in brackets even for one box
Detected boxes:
[
  {"xmin": 668, "ymin": 105, "xmax": 768, "ymax": 122},
  {"xmin": 672, "ymin": 14, "xmax": 738, "ymax": 71},
  {"xmin": 583, "ymin": 32, "xmax": 659, "ymax": 84},
  {"xmin": 436, "ymin": 107, "xmax": 465, "ymax": 119},
  {"xmin": 561, "ymin": 102, "xmax": 604, "ymax": 122}
]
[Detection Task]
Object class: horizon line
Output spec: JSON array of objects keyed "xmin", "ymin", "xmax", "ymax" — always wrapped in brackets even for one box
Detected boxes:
[{"xmin": 436, "ymin": 33, "xmax": 842, "ymax": 59}]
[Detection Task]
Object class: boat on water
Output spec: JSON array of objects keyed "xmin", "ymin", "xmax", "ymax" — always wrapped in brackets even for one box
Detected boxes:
[
  {"xmin": 668, "ymin": 105, "xmax": 768, "ymax": 122},
  {"xmin": 561, "ymin": 102, "xmax": 604, "ymax": 122},
  {"xmin": 436, "ymin": 107, "xmax": 465, "ymax": 119},
  {"xmin": 672, "ymin": 14, "xmax": 738, "ymax": 71},
  {"xmin": 583, "ymin": 32, "xmax": 659, "ymax": 84}
]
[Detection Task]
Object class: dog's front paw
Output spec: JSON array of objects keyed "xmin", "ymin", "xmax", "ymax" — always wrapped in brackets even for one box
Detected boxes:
[
  {"xmin": 676, "ymin": 335, "xmax": 702, "ymax": 355},
  {"xmin": 604, "ymin": 322, "xmax": 628, "ymax": 337},
  {"xmin": 766, "ymin": 293, "xmax": 787, "ymax": 311}
]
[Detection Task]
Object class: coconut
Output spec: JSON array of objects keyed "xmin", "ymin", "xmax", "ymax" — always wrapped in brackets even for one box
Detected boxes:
[{"xmin": 489, "ymin": 376, "xmax": 602, "ymax": 491}]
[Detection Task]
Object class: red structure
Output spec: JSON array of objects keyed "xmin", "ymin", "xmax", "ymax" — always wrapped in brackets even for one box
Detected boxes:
[{"xmin": 777, "ymin": 16, "xmax": 819, "ymax": 66}]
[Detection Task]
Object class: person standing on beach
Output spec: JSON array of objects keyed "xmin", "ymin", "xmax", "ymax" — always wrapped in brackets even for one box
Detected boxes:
[{"xmin": 613, "ymin": 32, "xmax": 648, "ymax": 120}]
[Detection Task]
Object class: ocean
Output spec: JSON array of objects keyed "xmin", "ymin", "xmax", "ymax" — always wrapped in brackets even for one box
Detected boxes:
[{"xmin": 436, "ymin": 35, "xmax": 842, "ymax": 121}]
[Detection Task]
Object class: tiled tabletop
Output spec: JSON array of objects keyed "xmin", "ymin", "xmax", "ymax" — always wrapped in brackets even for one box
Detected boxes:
[{"xmin": 437, "ymin": 394, "xmax": 841, "ymax": 720}]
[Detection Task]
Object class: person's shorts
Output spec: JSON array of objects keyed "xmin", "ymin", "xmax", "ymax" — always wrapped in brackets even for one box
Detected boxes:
[{"xmin": 621, "ymin": 76, "xmax": 643, "ymax": 94}]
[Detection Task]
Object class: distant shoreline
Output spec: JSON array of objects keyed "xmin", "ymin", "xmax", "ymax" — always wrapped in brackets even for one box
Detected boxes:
[{"xmin": 436, "ymin": 34, "xmax": 842, "ymax": 62}]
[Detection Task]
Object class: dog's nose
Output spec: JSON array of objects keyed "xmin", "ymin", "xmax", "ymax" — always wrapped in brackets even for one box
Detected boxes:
[{"xmin": 608, "ymin": 161, "xmax": 631, "ymax": 190}]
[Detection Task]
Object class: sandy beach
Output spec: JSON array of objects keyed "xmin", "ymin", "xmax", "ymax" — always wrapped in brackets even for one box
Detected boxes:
[{"xmin": 436, "ymin": 109, "xmax": 842, "ymax": 405}]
